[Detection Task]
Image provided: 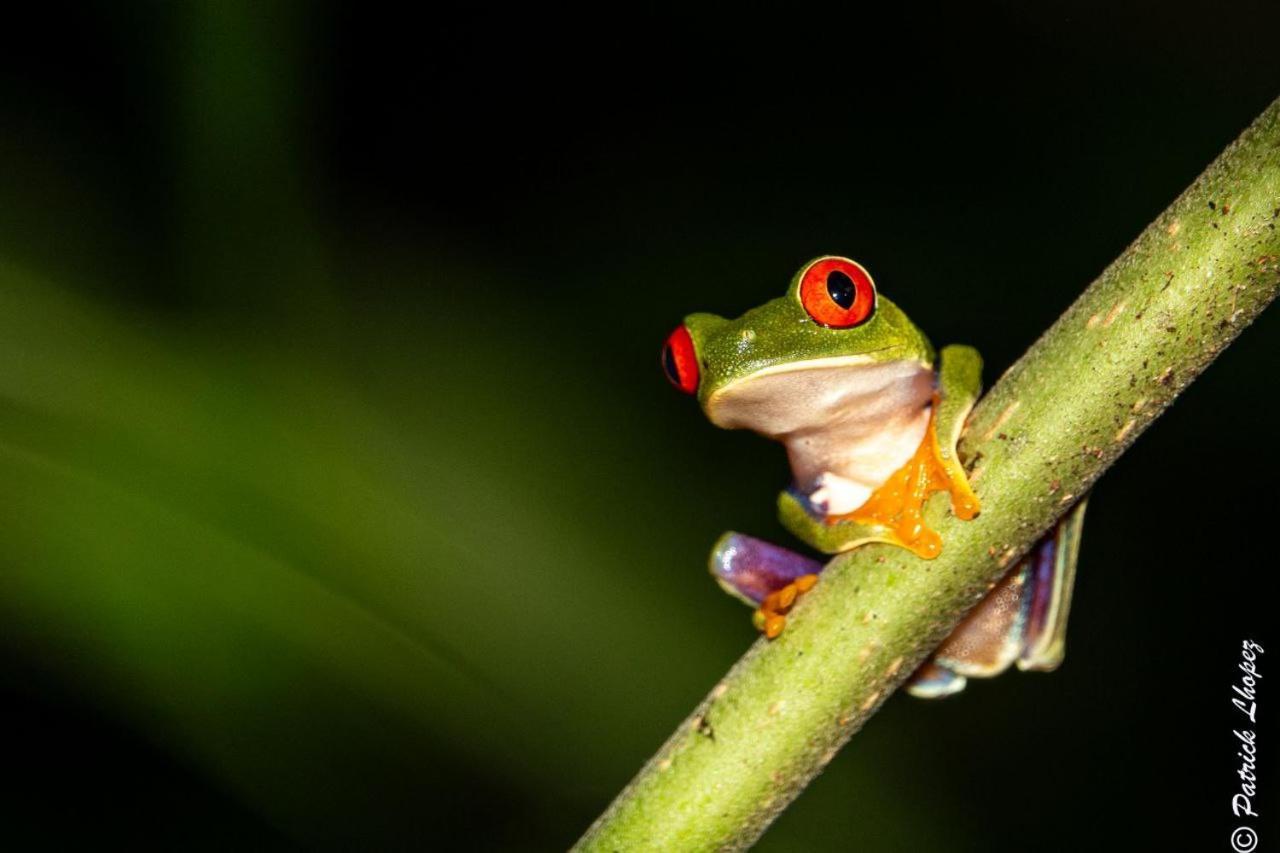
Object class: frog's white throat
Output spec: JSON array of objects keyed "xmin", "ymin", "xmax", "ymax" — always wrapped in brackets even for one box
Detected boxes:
[{"xmin": 706, "ymin": 358, "xmax": 935, "ymax": 516}]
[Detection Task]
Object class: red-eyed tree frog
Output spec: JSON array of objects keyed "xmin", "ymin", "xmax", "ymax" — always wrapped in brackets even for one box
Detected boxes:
[{"xmin": 662, "ymin": 256, "xmax": 1086, "ymax": 698}]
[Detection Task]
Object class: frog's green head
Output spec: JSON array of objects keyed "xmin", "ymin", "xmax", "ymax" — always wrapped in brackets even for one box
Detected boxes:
[{"xmin": 661, "ymin": 256, "xmax": 934, "ymax": 435}]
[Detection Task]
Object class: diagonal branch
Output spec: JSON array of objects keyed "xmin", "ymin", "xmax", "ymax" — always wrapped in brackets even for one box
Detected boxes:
[{"xmin": 576, "ymin": 96, "xmax": 1280, "ymax": 852}]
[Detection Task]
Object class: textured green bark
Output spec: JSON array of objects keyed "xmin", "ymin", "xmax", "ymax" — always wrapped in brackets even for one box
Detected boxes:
[{"xmin": 576, "ymin": 97, "xmax": 1280, "ymax": 851}]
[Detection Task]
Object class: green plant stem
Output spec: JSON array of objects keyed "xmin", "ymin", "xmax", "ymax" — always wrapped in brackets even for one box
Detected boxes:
[{"xmin": 576, "ymin": 97, "xmax": 1280, "ymax": 852}]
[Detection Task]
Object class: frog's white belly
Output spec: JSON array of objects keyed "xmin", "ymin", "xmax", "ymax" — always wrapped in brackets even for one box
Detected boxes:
[
  {"xmin": 792, "ymin": 409, "xmax": 930, "ymax": 514},
  {"xmin": 707, "ymin": 357, "xmax": 934, "ymax": 514}
]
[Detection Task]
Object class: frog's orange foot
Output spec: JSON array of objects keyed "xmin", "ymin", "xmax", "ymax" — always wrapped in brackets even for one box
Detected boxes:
[
  {"xmin": 828, "ymin": 402, "xmax": 979, "ymax": 559},
  {"xmin": 752, "ymin": 573, "xmax": 819, "ymax": 639}
]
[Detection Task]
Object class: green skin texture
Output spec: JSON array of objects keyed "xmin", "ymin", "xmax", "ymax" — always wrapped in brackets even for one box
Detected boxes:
[
  {"xmin": 578, "ymin": 98, "xmax": 1280, "ymax": 852},
  {"xmin": 682, "ymin": 262, "xmax": 983, "ymax": 555}
]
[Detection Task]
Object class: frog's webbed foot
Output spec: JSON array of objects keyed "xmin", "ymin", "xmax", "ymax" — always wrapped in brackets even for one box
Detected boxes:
[
  {"xmin": 821, "ymin": 344, "xmax": 982, "ymax": 559},
  {"xmin": 827, "ymin": 401, "xmax": 979, "ymax": 558},
  {"xmin": 709, "ymin": 532, "xmax": 823, "ymax": 639}
]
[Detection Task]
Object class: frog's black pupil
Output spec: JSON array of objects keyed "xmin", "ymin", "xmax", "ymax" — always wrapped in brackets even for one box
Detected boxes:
[
  {"xmin": 826, "ymin": 270, "xmax": 856, "ymax": 310},
  {"xmin": 663, "ymin": 343, "xmax": 680, "ymax": 384}
]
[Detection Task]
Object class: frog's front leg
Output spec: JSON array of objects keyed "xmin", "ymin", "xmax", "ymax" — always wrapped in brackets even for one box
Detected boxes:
[
  {"xmin": 930, "ymin": 344, "xmax": 984, "ymax": 497},
  {"xmin": 779, "ymin": 344, "xmax": 983, "ymax": 558},
  {"xmin": 709, "ymin": 532, "xmax": 823, "ymax": 639}
]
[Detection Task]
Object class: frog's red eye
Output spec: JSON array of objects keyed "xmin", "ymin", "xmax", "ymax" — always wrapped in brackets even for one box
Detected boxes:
[
  {"xmin": 662, "ymin": 324, "xmax": 699, "ymax": 394},
  {"xmin": 798, "ymin": 257, "xmax": 877, "ymax": 328}
]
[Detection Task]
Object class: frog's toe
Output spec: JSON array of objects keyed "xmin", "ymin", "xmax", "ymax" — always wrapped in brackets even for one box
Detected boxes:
[{"xmin": 753, "ymin": 572, "xmax": 820, "ymax": 640}]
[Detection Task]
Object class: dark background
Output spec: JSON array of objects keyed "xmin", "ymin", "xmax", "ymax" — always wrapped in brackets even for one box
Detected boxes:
[{"xmin": 1, "ymin": 3, "xmax": 1277, "ymax": 850}]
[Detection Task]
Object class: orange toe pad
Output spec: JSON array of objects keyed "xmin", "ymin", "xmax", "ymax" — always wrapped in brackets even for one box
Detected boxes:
[{"xmin": 754, "ymin": 573, "xmax": 820, "ymax": 639}]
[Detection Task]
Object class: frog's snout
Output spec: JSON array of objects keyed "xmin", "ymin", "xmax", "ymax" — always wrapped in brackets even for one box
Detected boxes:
[{"xmin": 662, "ymin": 324, "xmax": 700, "ymax": 394}]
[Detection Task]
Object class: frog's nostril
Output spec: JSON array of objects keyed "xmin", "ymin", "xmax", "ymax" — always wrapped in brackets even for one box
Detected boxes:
[{"xmin": 662, "ymin": 324, "xmax": 700, "ymax": 394}]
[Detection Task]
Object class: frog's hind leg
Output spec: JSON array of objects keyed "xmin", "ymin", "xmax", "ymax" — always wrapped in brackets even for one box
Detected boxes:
[
  {"xmin": 906, "ymin": 497, "xmax": 1087, "ymax": 698},
  {"xmin": 710, "ymin": 533, "xmax": 823, "ymax": 639},
  {"xmin": 1016, "ymin": 496, "xmax": 1087, "ymax": 671}
]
